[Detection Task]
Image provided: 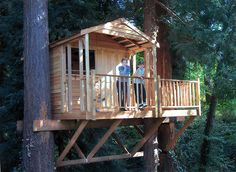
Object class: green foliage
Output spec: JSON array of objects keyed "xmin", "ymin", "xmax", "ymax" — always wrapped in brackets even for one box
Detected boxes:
[{"xmin": 0, "ymin": 0, "xmax": 23, "ymax": 171}]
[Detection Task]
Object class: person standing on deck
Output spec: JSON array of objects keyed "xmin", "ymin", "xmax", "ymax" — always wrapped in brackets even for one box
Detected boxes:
[
  {"xmin": 116, "ymin": 58, "xmax": 130, "ymax": 111},
  {"xmin": 133, "ymin": 61, "xmax": 147, "ymax": 109}
]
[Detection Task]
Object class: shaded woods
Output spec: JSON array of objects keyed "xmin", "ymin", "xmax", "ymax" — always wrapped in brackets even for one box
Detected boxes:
[{"xmin": 0, "ymin": 0, "xmax": 235, "ymax": 171}]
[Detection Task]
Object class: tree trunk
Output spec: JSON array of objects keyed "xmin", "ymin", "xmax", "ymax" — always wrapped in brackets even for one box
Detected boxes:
[
  {"xmin": 199, "ymin": 95, "xmax": 217, "ymax": 172},
  {"xmin": 144, "ymin": 0, "xmax": 175, "ymax": 171},
  {"xmin": 144, "ymin": 1, "xmax": 159, "ymax": 171},
  {"xmin": 23, "ymin": 0, "xmax": 54, "ymax": 171}
]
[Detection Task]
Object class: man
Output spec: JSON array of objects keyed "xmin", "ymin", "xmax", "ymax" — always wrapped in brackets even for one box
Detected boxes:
[
  {"xmin": 133, "ymin": 61, "xmax": 147, "ymax": 109},
  {"xmin": 116, "ymin": 58, "xmax": 130, "ymax": 111}
]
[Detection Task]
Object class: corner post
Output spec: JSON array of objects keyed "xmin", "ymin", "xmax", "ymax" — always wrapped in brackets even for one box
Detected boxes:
[
  {"xmin": 197, "ymin": 78, "xmax": 201, "ymax": 116},
  {"xmin": 67, "ymin": 44, "xmax": 72, "ymax": 112},
  {"xmin": 152, "ymin": 46, "xmax": 159, "ymax": 117},
  {"xmin": 85, "ymin": 33, "xmax": 90, "ymax": 115},
  {"xmin": 79, "ymin": 38, "xmax": 84, "ymax": 111}
]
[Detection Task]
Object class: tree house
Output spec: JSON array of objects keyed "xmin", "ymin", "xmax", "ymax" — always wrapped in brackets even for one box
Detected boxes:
[{"xmin": 33, "ymin": 18, "xmax": 201, "ymax": 167}]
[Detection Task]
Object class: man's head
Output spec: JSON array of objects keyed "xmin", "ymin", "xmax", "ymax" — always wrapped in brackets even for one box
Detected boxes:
[
  {"xmin": 137, "ymin": 60, "xmax": 144, "ymax": 68},
  {"xmin": 121, "ymin": 58, "xmax": 128, "ymax": 66}
]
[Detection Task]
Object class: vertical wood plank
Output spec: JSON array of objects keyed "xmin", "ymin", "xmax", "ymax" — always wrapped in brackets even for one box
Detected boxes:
[
  {"xmin": 177, "ymin": 81, "xmax": 180, "ymax": 106},
  {"xmin": 173, "ymin": 81, "xmax": 177, "ymax": 106},
  {"xmin": 109, "ymin": 76, "xmax": 112, "ymax": 108},
  {"xmin": 67, "ymin": 44, "xmax": 72, "ymax": 112},
  {"xmin": 152, "ymin": 46, "xmax": 158, "ymax": 117},
  {"xmin": 60, "ymin": 46, "xmax": 66, "ymax": 112},
  {"xmin": 145, "ymin": 50, "xmax": 150, "ymax": 106},
  {"xmin": 189, "ymin": 82, "xmax": 192, "ymax": 106},
  {"xmin": 91, "ymin": 70, "xmax": 96, "ymax": 119},
  {"xmin": 79, "ymin": 39, "xmax": 84, "ymax": 111},
  {"xmin": 85, "ymin": 34, "xmax": 90, "ymax": 114},
  {"xmin": 197, "ymin": 78, "xmax": 201, "ymax": 116},
  {"xmin": 192, "ymin": 82, "xmax": 195, "ymax": 105},
  {"xmin": 105, "ymin": 76, "xmax": 107, "ymax": 108},
  {"xmin": 157, "ymin": 75, "xmax": 162, "ymax": 116}
]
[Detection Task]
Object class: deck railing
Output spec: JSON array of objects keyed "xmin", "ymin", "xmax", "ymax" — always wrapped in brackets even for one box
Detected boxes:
[
  {"xmin": 160, "ymin": 79, "xmax": 200, "ymax": 109},
  {"xmin": 64, "ymin": 71, "xmax": 200, "ymax": 118}
]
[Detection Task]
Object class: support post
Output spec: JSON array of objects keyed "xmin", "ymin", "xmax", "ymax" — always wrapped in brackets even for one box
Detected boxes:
[
  {"xmin": 197, "ymin": 78, "xmax": 201, "ymax": 116},
  {"xmin": 67, "ymin": 44, "xmax": 72, "ymax": 112},
  {"xmin": 79, "ymin": 38, "xmax": 84, "ymax": 111},
  {"xmin": 152, "ymin": 46, "xmax": 159, "ymax": 117},
  {"xmin": 85, "ymin": 34, "xmax": 90, "ymax": 115},
  {"xmin": 60, "ymin": 46, "xmax": 66, "ymax": 112}
]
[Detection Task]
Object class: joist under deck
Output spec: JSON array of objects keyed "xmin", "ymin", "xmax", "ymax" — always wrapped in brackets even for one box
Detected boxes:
[{"xmin": 52, "ymin": 108, "xmax": 198, "ymax": 120}]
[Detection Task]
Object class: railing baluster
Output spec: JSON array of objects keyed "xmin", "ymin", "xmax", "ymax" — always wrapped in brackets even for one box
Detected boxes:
[
  {"xmin": 127, "ymin": 78, "xmax": 131, "ymax": 110},
  {"xmin": 118, "ymin": 78, "xmax": 122, "ymax": 109},
  {"xmin": 105, "ymin": 76, "xmax": 107, "ymax": 108},
  {"xmin": 173, "ymin": 81, "xmax": 176, "ymax": 106},
  {"xmin": 136, "ymin": 81, "xmax": 139, "ymax": 110},
  {"xmin": 109, "ymin": 76, "xmax": 112, "ymax": 108},
  {"xmin": 189, "ymin": 82, "xmax": 192, "ymax": 106}
]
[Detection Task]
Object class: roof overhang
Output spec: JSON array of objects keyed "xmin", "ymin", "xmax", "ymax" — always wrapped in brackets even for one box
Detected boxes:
[{"xmin": 50, "ymin": 18, "xmax": 159, "ymax": 51}]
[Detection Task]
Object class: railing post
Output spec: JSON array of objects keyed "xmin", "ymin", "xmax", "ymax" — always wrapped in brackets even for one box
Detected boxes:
[
  {"xmin": 61, "ymin": 46, "xmax": 66, "ymax": 112},
  {"xmin": 67, "ymin": 44, "xmax": 72, "ymax": 112},
  {"xmin": 91, "ymin": 70, "xmax": 96, "ymax": 120},
  {"xmin": 197, "ymin": 78, "xmax": 201, "ymax": 116},
  {"xmin": 157, "ymin": 75, "xmax": 162, "ymax": 117},
  {"xmin": 79, "ymin": 38, "xmax": 84, "ymax": 111},
  {"xmin": 152, "ymin": 46, "xmax": 159, "ymax": 117},
  {"xmin": 85, "ymin": 33, "xmax": 90, "ymax": 117}
]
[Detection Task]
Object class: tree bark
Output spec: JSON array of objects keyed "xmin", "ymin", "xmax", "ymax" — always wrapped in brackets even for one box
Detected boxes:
[
  {"xmin": 199, "ymin": 95, "xmax": 217, "ymax": 172},
  {"xmin": 23, "ymin": 0, "xmax": 54, "ymax": 171},
  {"xmin": 144, "ymin": 0, "xmax": 175, "ymax": 171}
]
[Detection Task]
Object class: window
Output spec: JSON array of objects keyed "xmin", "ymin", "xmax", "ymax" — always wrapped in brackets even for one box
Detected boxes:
[{"xmin": 66, "ymin": 47, "xmax": 95, "ymax": 74}]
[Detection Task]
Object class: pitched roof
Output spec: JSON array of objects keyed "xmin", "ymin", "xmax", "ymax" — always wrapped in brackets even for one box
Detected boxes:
[{"xmin": 50, "ymin": 18, "xmax": 159, "ymax": 49}]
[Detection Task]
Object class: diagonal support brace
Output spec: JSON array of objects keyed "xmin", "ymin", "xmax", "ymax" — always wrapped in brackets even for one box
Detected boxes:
[
  {"xmin": 56, "ymin": 121, "xmax": 88, "ymax": 164},
  {"xmin": 131, "ymin": 118, "xmax": 165, "ymax": 156},
  {"xmin": 165, "ymin": 116, "xmax": 195, "ymax": 151},
  {"xmin": 87, "ymin": 119, "xmax": 122, "ymax": 161}
]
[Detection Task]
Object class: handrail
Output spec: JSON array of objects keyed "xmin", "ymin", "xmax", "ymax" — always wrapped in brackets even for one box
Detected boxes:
[{"xmin": 63, "ymin": 72, "xmax": 200, "ymax": 117}]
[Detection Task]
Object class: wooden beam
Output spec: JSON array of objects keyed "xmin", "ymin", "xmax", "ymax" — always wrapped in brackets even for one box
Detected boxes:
[
  {"xmin": 165, "ymin": 116, "xmax": 195, "ymax": 151},
  {"xmin": 91, "ymin": 70, "xmax": 96, "ymax": 119},
  {"xmin": 112, "ymin": 133, "xmax": 130, "ymax": 154},
  {"xmin": 87, "ymin": 119, "xmax": 122, "ymax": 161},
  {"xmin": 56, "ymin": 121, "xmax": 88, "ymax": 163},
  {"xmin": 32, "ymin": 119, "xmax": 144, "ymax": 131},
  {"xmin": 118, "ymin": 39, "xmax": 130, "ymax": 43},
  {"xmin": 126, "ymin": 38, "xmax": 141, "ymax": 48},
  {"xmin": 161, "ymin": 109, "xmax": 198, "ymax": 117},
  {"xmin": 134, "ymin": 125, "xmax": 144, "ymax": 136},
  {"xmin": 56, "ymin": 152, "xmax": 143, "ymax": 167},
  {"xmin": 74, "ymin": 143, "xmax": 86, "ymax": 159},
  {"xmin": 60, "ymin": 46, "xmax": 66, "ymax": 112},
  {"xmin": 130, "ymin": 118, "xmax": 165, "ymax": 156},
  {"xmin": 95, "ymin": 29, "xmax": 145, "ymax": 42},
  {"xmin": 197, "ymin": 78, "xmax": 201, "ymax": 116},
  {"xmin": 152, "ymin": 46, "xmax": 159, "ymax": 117},
  {"xmin": 67, "ymin": 44, "xmax": 72, "ymax": 112},
  {"xmin": 85, "ymin": 33, "xmax": 90, "ymax": 115},
  {"xmin": 79, "ymin": 38, "xmax": 84, "ymax": 111},
  {"xmin": 120, "ymin": 18, "xmax": 159, "ymax": 47}
]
